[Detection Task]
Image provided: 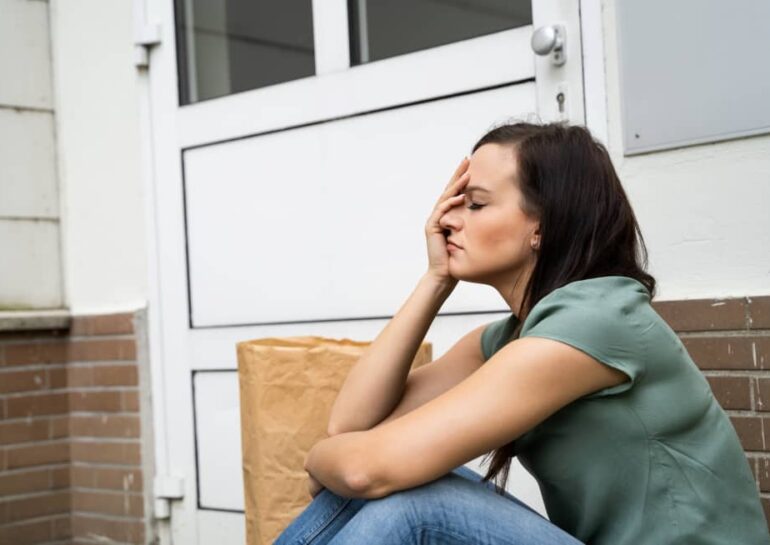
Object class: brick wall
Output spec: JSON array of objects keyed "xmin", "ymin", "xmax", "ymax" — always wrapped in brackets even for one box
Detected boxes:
[
  {"xmin": 653, "ymin": 294, "xmax": 770, "ymax": 529},
  {"xmin": 0, "ymin": 310, "xmax": 153, "ymax": 545}
]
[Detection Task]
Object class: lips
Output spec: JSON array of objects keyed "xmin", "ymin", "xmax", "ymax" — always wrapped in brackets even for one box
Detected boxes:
[{"xmin": 447, "ymin": 239, "xmax": 463, "ymax": 249}]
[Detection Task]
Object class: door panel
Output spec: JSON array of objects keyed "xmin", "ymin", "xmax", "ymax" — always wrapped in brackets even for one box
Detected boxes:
[{"xmin": 185, "ymin": 83, "xmax": 535, "ymax": 328}]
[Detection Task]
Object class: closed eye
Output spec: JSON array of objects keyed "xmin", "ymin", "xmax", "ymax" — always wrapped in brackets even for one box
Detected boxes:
[{"xmin": 467, "ymin": 202, "xmax": 485, "ymax": 210}]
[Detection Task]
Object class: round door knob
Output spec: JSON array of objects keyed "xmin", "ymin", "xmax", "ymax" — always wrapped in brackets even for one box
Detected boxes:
[{"xmin": 531, "ymin": 24, "xmax": 566, "ymax": 66}]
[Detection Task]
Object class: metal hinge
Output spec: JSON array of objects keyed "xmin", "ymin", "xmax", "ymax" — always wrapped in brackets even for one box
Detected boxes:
[
  {"xmin": 154, "ymin": 475, "xmax": 184, "ymax": 520},
  {"xmin": 134, "ymin": 23, "xmax": 162, "ymax": 69}
]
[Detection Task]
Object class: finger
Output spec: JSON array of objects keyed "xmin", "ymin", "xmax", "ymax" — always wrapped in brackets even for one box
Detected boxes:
[
  {"xmin": 429, "ymin": 195, "xmax": 465, "ymax": 225},
  {"xmin": 436, "ymin": 172, "xmax": 470, "ymax": 206},
  {"xmin": 440, "ymin": 194, "xmax": 466, "ymax": 210},
  {"xmin": 443, "ymin": 157, "xmax": 470, "ymax": 191}
]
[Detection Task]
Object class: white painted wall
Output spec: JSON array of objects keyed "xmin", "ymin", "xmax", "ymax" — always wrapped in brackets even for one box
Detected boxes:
[
  {"xmin": 0, "ymin": 0, "xmax": 62, "ymax": 309},
  {"xmin": 601, "ymin": 0, "xmax": 770, "ymax": 300},
  {"xmin": 49, "ymin": 0, "xmax": 148, "ymax": 314}
]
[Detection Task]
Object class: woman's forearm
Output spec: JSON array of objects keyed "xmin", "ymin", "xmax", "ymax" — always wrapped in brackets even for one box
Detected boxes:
[
  {"xmin": 326, "ymin": 273, "xmax": 454, "ymax": 435},
  {"xmin": 304, "ymin": 432, "xmax": 370, "ymax": 498}
]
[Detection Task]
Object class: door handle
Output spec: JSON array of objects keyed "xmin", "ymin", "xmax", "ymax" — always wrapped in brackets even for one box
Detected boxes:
[{"xmin": 531, "ymin": 24, "xmax": 566, "ymax": 66}]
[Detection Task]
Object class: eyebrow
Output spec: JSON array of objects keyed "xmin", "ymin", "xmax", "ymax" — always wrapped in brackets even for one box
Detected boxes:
[{"xmin": 463, "ymin": 185, "xmax": 491, "ymax": 194}]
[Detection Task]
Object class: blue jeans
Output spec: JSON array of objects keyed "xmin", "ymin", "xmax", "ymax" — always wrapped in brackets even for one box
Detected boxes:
[{"xmin": 273, "ymin": 465, "xmax": 584, "ymax": 544}]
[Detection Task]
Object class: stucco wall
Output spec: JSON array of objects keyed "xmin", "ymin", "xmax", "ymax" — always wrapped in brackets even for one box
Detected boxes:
[{"xmin": 602, "ymin": 0, "xmax": 770, "ymax": 301}]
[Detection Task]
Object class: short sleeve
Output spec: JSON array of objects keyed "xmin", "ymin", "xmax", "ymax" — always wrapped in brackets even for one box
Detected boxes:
[
  {"xmin": 518, "ymin": 278, "xmax": 650, "ymax": 399},
  {"xmin": 481, "ymin": 314, "xmax": 519, "ymax": 361}
]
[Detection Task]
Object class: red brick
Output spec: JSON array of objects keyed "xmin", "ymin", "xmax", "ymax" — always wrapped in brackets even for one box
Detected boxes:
[
  {"xmin": 0, "ymin": 517, "xmax": 53, "ymax": 545},
  {"xmin": 683, "ymin": 336, "xmax": 769, "ymax": 370},
  {"xmin": 6, "ymin": 392, "xmax": 69, "ymax": 418},
  {"xmin": 51, "ymin": 466, "xmax": 70, "ymax": 488},
  {"xmin": 0, "ymin": 309, "xmax": 147, "ymax": 543},
  {"xmin": 69, "ymin": 313, "xmax": 134, "ymax": 336},
  {"xmin": 653, "ymin": 297, "xmax": 748, "ymax": 331},
  {"xmin": 3, "ymin": 341, "xmax": 69, "ymax": 366},
  {"xmin": 70, "ymin": 440, "xmax": 140, "ymax": 465},
  {"xmin": 52, "ymin": 514, "xmax": 72, "ymax": 540},
  {"xmin": 731, "ymin": 416, "xmax": 768, "ymax": 451},
  {"xmin": 6, "ymin": 440, "xmax": 69, "ymax": 469},
  {"xmin": 756, "ymin": 378, "xmax": 770, "ymax": 412},
  {"xmin": 50, "ymin": 415, "xmax": 69, "ymax": 438},
  {"xmin": 71, "ymin": 513, "xmax": 145, "ymax": 543},
  {"xmin": 756, "ymin": 456, "xmax": 770, "ymax": 492},
  {"xmin": 0, "ymin": 467, "xmax": 50, "ymax": 496},
  {"xmin": 71, "ymin": 465, "xmax": 96, "ymax": 488},
  {"xmin": 705, "ymin": 375, "xmax": 752, "ymax": 410},
  {"xmin": 0, "ymin": 419, "xmax": 50, "ymax": 445},
  {"xmin": 92, "ymin": 364, "xmax": 138, "ymax": 386},
  {"xmin": 748, "ymin": 295, "xmax": 770, "ymax": 329},
  {"xmin": 64, "ymin": 364, "xmax": 141, "ymax": 388},
  {"xmin": 47, "ymin": 366, "xmax": 67, "ymax": 388},
  {"xmin": 69, "ymin": 391, "xmax": 122, "ymax": 412},
  {"xmin": 66, "ymin": 339, "xmax": 136, "ymax": 362},
  {"xmin": 4, "ymin": 490, "xmax": 70, "ymax": 523},
  {"xmin": 0, "ymin": 369, "xmax": 47, "ymax": 394},
  {"xmin": 66, "ymin": 366, "xmax": 94, "ymax": 387},
  {"xmin": 122, "ymin": 390, "xmax": 140, "ymax": 412},
  {"xmin": 72, "ymin": 489, "xmax": 144, "ymax": 517},
  {"xmin": 70, "ymin": 414, "xmax": 140, "ymax": 438},
  {"xmin": 71, "ymin": 465, "xmax": 142, "ymax": 492}
]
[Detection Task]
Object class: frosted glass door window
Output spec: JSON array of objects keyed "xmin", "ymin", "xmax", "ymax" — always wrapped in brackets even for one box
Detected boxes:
[
  {"xmin": 348, "ymin": 0, "xmax": 531, "ymax": 65},
  {"xmin": 175, "ymin": 0, "xmax": 315, "ymax": 104}
]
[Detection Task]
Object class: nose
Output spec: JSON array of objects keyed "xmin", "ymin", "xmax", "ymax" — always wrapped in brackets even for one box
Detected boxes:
[{"xmin": 439, "ymin": 202, "xmax": 463, "ymax": 232}]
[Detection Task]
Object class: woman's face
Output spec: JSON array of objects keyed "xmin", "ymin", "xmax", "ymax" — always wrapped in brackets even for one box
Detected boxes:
[{"xmin": 439, "ymin": 143, "xmax": 540, "ymax": 287}]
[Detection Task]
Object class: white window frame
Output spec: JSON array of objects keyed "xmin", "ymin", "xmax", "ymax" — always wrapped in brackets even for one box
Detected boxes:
[{"xmin": 176, "ymin": 0, "xmax": 536, "ymax": 149}]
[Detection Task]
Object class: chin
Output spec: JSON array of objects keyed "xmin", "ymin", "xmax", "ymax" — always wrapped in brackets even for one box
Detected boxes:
[{"xmin": 449, "ymin": 267, "xmax": 485, "ymax": 285}]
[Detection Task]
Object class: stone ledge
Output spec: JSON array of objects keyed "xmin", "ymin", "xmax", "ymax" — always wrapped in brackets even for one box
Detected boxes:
[{"xmin": 0, "ymin": 309, "xmax": 71, "ymax": 331}]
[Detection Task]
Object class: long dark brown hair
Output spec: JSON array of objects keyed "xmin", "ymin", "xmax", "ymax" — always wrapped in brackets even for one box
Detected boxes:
[{"xmin": 471, "ymin": 121, "xmax": 657, "ymax": 495}]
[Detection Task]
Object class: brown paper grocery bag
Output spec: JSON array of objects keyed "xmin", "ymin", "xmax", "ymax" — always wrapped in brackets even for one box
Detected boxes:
[{"xmin": 236, "ymin": 336, "xmax": 432, "ymax": 545}]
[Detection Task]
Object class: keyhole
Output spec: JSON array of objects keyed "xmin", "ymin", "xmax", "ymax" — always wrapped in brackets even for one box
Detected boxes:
[{"xmin": 556, "ymin": 92, "xmax": 565, "ymax": 113}]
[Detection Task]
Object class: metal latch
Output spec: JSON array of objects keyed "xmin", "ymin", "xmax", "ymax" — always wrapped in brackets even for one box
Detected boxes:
[
  {"xmin": 134, "ymin": 23, "xmax": 162, "ymax": 68},
  {"xmin": 154, "ymin": 475, "xmax": 184, "ymax": 520}
]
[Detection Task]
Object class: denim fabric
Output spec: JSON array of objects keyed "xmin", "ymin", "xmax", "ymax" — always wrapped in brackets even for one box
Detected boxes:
[{"xmin": 273, "ymin": 466, "xmax": 584, "ymax": 545}]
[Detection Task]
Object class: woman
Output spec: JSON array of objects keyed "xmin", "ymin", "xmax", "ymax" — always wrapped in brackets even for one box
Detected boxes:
[{"xmin": 274, "ymin": 122, "xmax": 769, "ymax": 544}]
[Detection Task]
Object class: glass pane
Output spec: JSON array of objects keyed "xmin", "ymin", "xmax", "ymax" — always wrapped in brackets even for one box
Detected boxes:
[
  {"xmin": 175, "ymin": 0, "xmax": 315, "ymax": 105},
  {"xmin": 348, "ymin": 0, "xmax": 531, "ymax": 66}
]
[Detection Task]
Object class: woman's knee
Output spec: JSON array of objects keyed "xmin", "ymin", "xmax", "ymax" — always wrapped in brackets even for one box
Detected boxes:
[{"xmin": 351, "ymin": 473, "xmax": 465, "ymax": 526}]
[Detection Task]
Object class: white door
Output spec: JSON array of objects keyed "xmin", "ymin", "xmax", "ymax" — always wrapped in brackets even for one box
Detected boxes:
[{"xmin": 137, "ymin": 1, "xmax": 588, "ymax": 543}]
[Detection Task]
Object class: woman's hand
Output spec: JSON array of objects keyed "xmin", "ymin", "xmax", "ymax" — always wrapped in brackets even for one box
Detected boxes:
[
  {"xmin": 307, "ymin": 472, "xmax": 325, "ymax": 499},
  {"xmin": 424, "ymin": 157, "xmax": 471, "ymax": 285}
]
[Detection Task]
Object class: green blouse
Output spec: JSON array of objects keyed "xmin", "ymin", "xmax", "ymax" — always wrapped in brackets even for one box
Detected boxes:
[{"xmin": 480, "ymin": 276, "xmax": 768, "ymax": 545}]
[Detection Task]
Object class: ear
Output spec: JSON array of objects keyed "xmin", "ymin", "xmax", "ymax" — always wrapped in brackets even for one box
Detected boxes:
[{"xmin": 530, "ymin": 225, "xmax": 541, "ymax": 250}]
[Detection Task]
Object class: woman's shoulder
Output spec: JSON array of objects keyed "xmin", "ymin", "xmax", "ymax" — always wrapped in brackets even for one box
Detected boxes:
[
  {"xmin": 481, "ymin": 276, "xmax": 651, "ymax": 362},
  {"xmin": 521, "ymin": 275, "xmax": 651, "ymax": 330},
  {"xmin": 539, "ymin": 275, "xmax": 650, "ymax": 304},
  {"xmin": 515, "ymin": 275, "xmax": 655, "ymax": 398}
]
